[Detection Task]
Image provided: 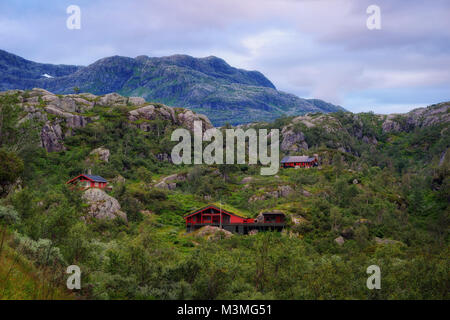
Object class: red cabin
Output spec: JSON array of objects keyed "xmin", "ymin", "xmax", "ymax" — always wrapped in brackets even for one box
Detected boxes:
[
  {"xmin": 66, "ymin": 174, "xmax": 108, "ymax": 189},
  {"xmin": 184, "ymin": 205, "xmax": 285, "ymax": 234},
  {"xmin": 281, "ymin": 155, "xmax": 318, "ymax": 168}
]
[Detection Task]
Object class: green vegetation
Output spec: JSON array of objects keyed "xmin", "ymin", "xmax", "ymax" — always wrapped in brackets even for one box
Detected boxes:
[{"xmin": 0, "ymin": 91, "xmax": 448, "ymax": 300}]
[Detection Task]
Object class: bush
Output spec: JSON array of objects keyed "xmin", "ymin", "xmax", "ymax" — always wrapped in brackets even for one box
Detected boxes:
[
  {"xmin": 10, "ymin": 232, "xmax": 66, "ymax": 267},
  {"xmin": 0, "ymin": 149, "xmax": 24, "ymax": 195},
  {"xmin": 0, "ymin": 205, "xmax": 20, "ymax": 225}
]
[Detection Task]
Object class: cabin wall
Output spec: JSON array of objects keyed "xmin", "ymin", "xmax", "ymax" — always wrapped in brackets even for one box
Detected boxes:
[{"xmin": 70, "ymin": 177, "xmax": 107, "ymax": 189}]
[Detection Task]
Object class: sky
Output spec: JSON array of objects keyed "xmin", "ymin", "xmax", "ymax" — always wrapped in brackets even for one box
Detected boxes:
[{"xmin": 1, "ymin": 0, "xmax": 449, "ymax": 114}]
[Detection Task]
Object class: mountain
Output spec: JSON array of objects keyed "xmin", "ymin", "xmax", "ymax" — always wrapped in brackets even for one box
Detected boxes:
[{"xmin": 0, "ymin": 49, "xmax": 344, "ymax": 126}]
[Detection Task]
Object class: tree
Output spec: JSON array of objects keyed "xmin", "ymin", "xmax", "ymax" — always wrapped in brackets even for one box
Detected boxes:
[
  {"xmin": 0, "ymin": 149, "xmax": 24, "ymax": 196},
  {"xmin": 0, "ymin": 96, "xmax": 19, "ymax": 148},
  {"xmin": 73, "ymin": 86, "xmax": 80, "ymax": 94}
]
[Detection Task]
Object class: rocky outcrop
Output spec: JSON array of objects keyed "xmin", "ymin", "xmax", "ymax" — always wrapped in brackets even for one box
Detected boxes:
[
  {"xmin": 128, "ymin": 96, "xmax": 146, "ymax": 106},
  {"xmin": 291, "ymin": 215, "xmax": 308, "ymax": 225},
  {"xmin": 66, "ymin": 114, "xmax": 91, "ymax": 129},
  {"xmin": 82, "ymin": 188, "xmax": 127, "ymax": 222},
  {"xmin": 177, "ymin": 109, "xmax": 213, "ymax": 131},
  {"xmin": 278, "ymin": 185, "xmax": 294, "ymax": 198},
  {"xmin": 41, "ymin": 122, "xmax": 65, "ymax": 152},
  {"xmin": 382, "ymin": 116, "xmax": 402, "ymax": 133},
  {"xmin": 18, "ymin": 106, "xmax": 48, "ymax": 123},
  {"xmin": 382, "ymin": 103, "xmax": 450, "ymax": 133},
  {"xmin": 98, "ymin": 93, "xmax": 128, "ymax": 106},
  {"xmin": 90, "ymin": 147, "xmax": 110, "ymax": 162},
  {"xmin": 248, "ymin": 185, "xmax": 294, "ymax": 202},
  {"xmin": 155, "ymin": 181, "xmax": 176, "ymax": 190},
  {"xmin": 154, "ymin": 173, "xmax": 186, "ymax": 190},
  {"xmin": 281, "ymin": 126, "xmax": 308, "ymax": 152},
  {"xmin": 128, "ymin": 105, "xmax": 158, "ymax": 122},
  {"xmin": 128, "ymin": 104, "xmax": 213, "ymax": 132}
]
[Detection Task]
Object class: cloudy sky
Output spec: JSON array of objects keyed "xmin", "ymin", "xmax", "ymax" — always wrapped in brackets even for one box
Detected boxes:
[{"xmin": 1, "ymin": 0, "xmax": 449, "ymax": 113}]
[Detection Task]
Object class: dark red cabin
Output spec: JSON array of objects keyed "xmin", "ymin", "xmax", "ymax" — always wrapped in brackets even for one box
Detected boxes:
[
  {"xmin": 66, "ymin": 174, "xmax": 108, "ymax": 189},
  {"xmin": 184, "ymin": 205, "xmax": 285, "ymax": 234},
  {"xmin": 281, "ymin": 155, "xmax": 318, "ymax": 168}
]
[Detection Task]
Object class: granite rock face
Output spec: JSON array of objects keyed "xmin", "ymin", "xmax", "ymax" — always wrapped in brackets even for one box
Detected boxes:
[
  {"xmin": 281, "ymin": 126, "xmax": 308, "ymax": 152},
  {"xmin": 90, "ymin": 147, "xmax": 110, "ymax": 162},
  {"xmin": 41, "ymin": 122, "xmax": 65, "ymax": 152}
]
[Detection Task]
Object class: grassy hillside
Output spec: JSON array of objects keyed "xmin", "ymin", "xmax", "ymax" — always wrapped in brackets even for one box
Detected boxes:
[
  {"xmin": 0, "ymin": 229, "xmax": 75, "ymax": 299},
  {"xmin": 0, "ymin": 89, "xmax": 448, "ymax": 299}
]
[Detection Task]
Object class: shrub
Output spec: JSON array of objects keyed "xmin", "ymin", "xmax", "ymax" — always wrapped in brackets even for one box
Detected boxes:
[
  {"xmin": 10, "ymin": 232, "xmax": 66, "ymax": 267},
  {"xmin": 0, "ymin": 205, "xmax": 20, "ymax": 225}
]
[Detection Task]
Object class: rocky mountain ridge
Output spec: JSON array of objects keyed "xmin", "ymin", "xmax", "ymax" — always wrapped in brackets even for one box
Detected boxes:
[{"xmin": 0, "ymin": 49, "xmax": 344, "ymax": 126}]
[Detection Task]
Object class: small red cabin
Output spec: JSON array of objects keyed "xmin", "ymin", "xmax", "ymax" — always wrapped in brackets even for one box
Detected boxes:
[
  {"xmin": 184, "ymin": 205, "xmax": 285, "ymax": 234},
  {"xmin": 66, "ymin": 174, "xmax": 108, "ymax": 189},
  {"xmin": 281, "ymin": 155, "xmax": 318, "ymax": 168}
]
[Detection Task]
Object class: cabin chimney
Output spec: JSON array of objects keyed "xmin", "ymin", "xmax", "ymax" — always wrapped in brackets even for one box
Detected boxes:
[{"xmin": 87, "ymin": 168, "xmax": 92, "ymax": 175}]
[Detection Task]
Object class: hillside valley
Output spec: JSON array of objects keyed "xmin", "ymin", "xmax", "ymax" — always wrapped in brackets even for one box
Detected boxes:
[{"xmin": 0, "ymin": 88, "xmax": 448, "ymax": 299}]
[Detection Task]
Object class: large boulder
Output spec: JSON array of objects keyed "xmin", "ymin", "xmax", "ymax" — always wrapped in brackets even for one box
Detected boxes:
[
  {"xmin": 177, "ymin": 109, "xmax": 213, "ymax": 131},
  {"xmin": 128, "ymin": 96, "xmax": 146, "ymax": 106},
  {"xmin": 194, "ymin": 226, "xmax": 233, "ymax": 240},
  {"xmin": 278, "ymin": 185, "xmax": 294, "ymax": 198},
  {"xmin": 335, "ymin": 236, "xmax": 345, "ymax": 246},
  {"xmin": 82, "ymin": 188, "xmax": 127, "ymax": 222},
  {"xmin": 98, "ymin": 93, "xmax": 128, "ymax": 106},
  {"xmin": 155, "ymin": 181, "xmax": 177, "ymax": 190},
  {"xmin": 128, "ymin": 105, "xmax": 157, "ymax": 121}
]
